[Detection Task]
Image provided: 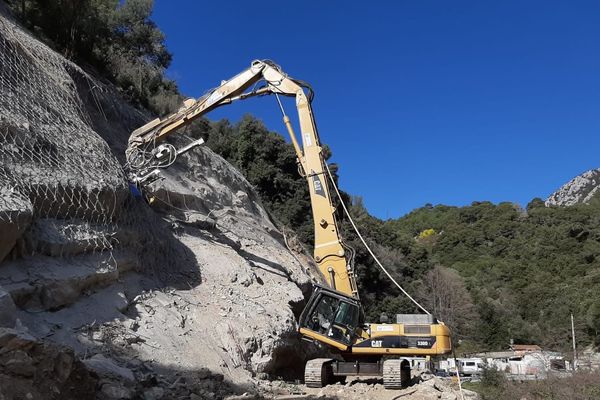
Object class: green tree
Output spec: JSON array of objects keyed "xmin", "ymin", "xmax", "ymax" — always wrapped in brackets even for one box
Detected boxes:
[
  {"xmin": 587, "ymin": 300, "xmax": 600, "ymax": 343},
  {"xmin": 8, "ymin": 0, "xmax": 179, "ymax": 114},
  {"xmin": 106, "ymin": 0, "xmax": 178, "ymax": 112},
  {"xmin": 9, "ymin": 0, "xmax": 117, "ymax": 60}
]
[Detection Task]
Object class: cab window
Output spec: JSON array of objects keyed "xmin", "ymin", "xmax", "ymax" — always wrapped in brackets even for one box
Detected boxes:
[
  {"xmin": 306, "ymin": 295, "xmax": 359, "ymax": 345},
  {"xmin": 308, "ymin": 296, "xmax": 338, "ymax": 335},
  {"xmin": 335, "ymin": 301, "xmax": 359, "ymax": 327}
]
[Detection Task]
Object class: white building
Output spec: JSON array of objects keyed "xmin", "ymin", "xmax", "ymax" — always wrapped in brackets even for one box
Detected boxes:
[
  {"xmin": 473, "ymin": 350, "xmax": 569, "ymax": 379},
  {"xmin": 436, "ymin": 357, "xmax": 484, "ymax": 376},
  {"xmin": 402, "ymin": 356, "xmax": 431, "ymax": 370},
  {"xmin": 436, "ymin": 347, "xmax": 570, "ymax": 380}
]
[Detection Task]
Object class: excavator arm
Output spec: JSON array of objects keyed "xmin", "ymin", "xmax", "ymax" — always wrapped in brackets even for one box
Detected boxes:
[{"xmin": 126, "ymin": 60, "xmax": 359, "ymax": 299}]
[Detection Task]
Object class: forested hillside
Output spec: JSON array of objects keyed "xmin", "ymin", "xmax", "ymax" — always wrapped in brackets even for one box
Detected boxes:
[
  {"xmin": 385, "ymin": 199, "xmax": 600, "ymax": 351},
  {"xmin": 8, "ymin": 0, "xmax": 599, "ymax": 355},
  {"xmin": 181, "ymin": 114, "xmax": 600, "ymax": 353}
]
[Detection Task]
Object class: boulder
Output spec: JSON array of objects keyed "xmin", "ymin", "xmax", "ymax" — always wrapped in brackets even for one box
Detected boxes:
[
  {"xmin": 0, "ymin": 188, "xmax": 33, "ymax": 262},
  {"xmin": 0, "ymin": 327, "xmax": 36, "ymax": 352},
  {"xmin": 26, "ymin": 218, "xmax": 117, "ymax": 257},
  {"xmin": 100, "ymin": 382, "xmax": 133, "ymax": 400},
  {"xmin": 142, "ymin": 387, "xmax": 165, "ymax": 400},
  {"xmin": 4, "ymin": 349, "xmax": 35, "ymax": 377},
  {"xmin": 83, "ymin": 354, "xmax": 135, "ymax": 383},
  {"xmin": 0, "ymin": 327, "xmax": 96, "ymax": 399},
  {"xmin": 0, "ymin": 286, "xmax": 17, "ymax": 328}
]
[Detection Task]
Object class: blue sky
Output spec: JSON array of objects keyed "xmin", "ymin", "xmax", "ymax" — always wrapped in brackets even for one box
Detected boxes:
[{"xmin": 152, "ymin": 1, "xmax": 600, "ymax": 219}]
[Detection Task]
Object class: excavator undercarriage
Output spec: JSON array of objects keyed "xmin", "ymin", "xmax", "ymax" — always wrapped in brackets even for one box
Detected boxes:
[{"xmin": 305, "ymin": 358, "xmax": 412, "ymax": 389}]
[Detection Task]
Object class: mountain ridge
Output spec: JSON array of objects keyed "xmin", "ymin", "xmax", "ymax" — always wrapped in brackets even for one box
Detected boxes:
[{"xmin": 546, "ymin": 168, "xmax": 600, "ymax": 207}]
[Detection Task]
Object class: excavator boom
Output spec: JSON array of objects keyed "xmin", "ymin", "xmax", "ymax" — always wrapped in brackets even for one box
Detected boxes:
[{"xmin": 127, "ymin": 60, "xmax": 359, "ymax": 299}]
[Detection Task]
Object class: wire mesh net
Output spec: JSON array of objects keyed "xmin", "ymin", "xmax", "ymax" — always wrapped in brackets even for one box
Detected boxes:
[
  {"xmin": 0, "ymin": 10, "xmax": 126, "ymax": 259},
  {"xmin": 0, "ymin": 8, "xmax": 202, "ymax": 288}
]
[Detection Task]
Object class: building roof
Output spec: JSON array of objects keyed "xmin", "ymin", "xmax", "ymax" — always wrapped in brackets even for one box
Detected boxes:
[
  {"xmin": 472, "ymin": 351, "xmax": 518, "ymax": 359},
  {"xmin": 512, "ymin": 344, "xmax": 542, "ymax": 352}
]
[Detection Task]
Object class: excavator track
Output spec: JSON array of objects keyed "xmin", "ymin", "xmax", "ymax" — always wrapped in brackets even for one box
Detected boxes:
[
  {"xmin": 304, "ymin": 358, "xmax": 333, "ymax": 388},
  {"xmin": 383, "ymin": 359, "xmax": 410, "ymax": 389}
]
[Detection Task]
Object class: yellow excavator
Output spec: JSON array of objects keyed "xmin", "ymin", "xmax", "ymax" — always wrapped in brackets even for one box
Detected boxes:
[{"xmin": 126, "ymin": 60, "xmax": 451, "ymax": 389}]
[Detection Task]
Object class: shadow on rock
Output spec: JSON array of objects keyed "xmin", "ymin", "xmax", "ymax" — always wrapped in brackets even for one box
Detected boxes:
[
  {"xmin": 0, "ymin": 327, "xmax": 97, "ymax": 400},
  {"xmin": 118, "ymin": 195, "xmax": 202, "ymax": 290},
  {"xmin": 82, "ymin": 359, "xmax": 342, "ymax": 400}
]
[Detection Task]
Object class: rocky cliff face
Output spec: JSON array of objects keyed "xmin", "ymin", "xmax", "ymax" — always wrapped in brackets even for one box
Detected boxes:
[
  {"xmin": 0, "ymin": 7, "xmax": 319, "ymax": 400},
  {"xmin": 545, "ymin": 168, "xmax": 600, "ymax": 207}
]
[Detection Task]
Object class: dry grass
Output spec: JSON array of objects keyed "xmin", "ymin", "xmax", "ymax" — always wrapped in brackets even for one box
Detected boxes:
[{"xmin": 468, "ymin": 371, "xmax": 600, "ymax": 400}]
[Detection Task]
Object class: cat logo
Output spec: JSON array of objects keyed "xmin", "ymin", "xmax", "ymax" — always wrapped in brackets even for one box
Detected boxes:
[
  {"xmin": 311, "ymin": 170, "xmax": 326, "ymax": 198},
  {"xmin": 314, "ymin": 180, "xmax": 322, "ymax": 193},
  {"xmin": 371, "ymin": 340, "xmax": 383, "ymax": 348}
]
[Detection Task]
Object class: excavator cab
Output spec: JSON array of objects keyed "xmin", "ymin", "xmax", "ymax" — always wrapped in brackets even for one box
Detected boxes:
[{"xmin": 299, "ymin": 285, "xmax": 363, "ymax": 349}]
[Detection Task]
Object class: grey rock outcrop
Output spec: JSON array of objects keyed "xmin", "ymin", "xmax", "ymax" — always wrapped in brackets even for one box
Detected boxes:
[
  {"xmin": 0, "ymin": 5, "xmax": 319, "ymax": 398},
  {"xmin": 546, "ymin": 168, "xmax": 600, "ymax": 207}
]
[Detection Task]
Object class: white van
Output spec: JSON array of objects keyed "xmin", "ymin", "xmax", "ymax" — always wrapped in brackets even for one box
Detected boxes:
[{"xmin": 458, "ymin": 358, "xmax": 484, "ymax": 376}]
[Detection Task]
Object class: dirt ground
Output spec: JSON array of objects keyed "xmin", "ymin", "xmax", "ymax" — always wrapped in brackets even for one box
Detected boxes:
[{"xmin": 248, "ymin": 375, "xmax": 479, "ymax": 400}]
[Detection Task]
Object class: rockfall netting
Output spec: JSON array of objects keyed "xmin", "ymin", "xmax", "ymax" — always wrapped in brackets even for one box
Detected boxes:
[
  {"xmin": 0, "ymin": 8, "xmax": 203, "ymax": 288},
  {"xmin": 0, "ymin": 10, "xmax": 127, "ymax": 260}
]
